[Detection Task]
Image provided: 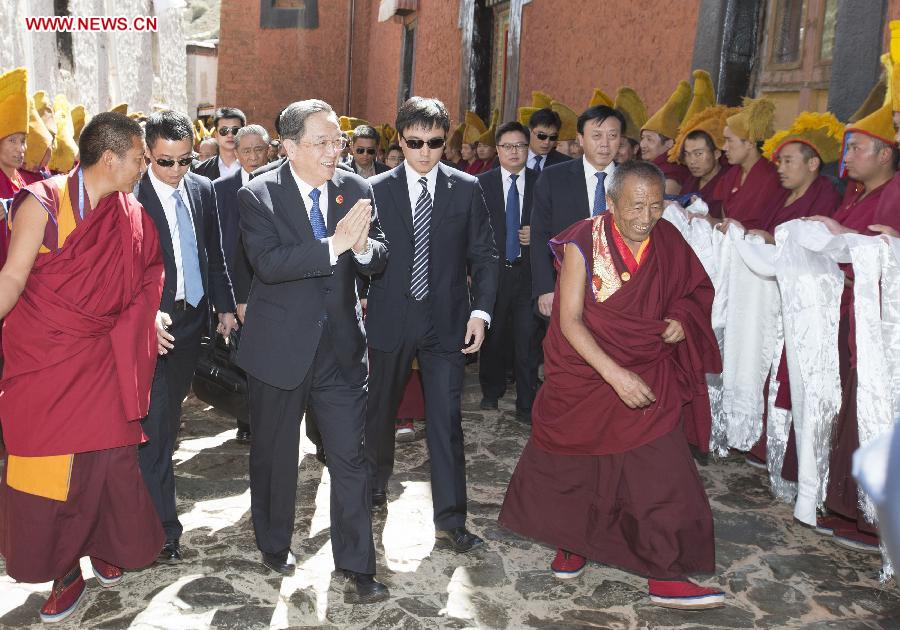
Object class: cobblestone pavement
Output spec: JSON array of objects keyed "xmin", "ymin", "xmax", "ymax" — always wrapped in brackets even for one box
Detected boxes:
[{"xmin": 2, "ymin": 367, "xmax": 899, "ymax": 629}]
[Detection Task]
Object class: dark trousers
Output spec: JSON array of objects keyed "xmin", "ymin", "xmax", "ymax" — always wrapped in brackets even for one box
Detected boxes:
[
  {"xmin": 366, "ymin": 298, "xmax": 468, "ymax": 530},
  {"xmin": 248, "ymin": 327, "xmax": 375, "ymax": 574},
  {"xmin": 479, "ymin": 262, "xmax": 538, "ymax": 411},
  {"xmin": 138, "ymin": 303, "xmax": 204, "ymax": 542}
]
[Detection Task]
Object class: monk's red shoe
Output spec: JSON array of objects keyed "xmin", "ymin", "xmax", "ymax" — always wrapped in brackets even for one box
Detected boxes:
[
  {"xmin": 648, "ymin": 579, "xmax": 725, "ymax": 609},
  {"xmin": 40, "ymin": 564, "xmax": 86, "ymax": 623},
  {"xmin": 91, "ymin": 557, "xmax": 125, "ymax": 587},
  {"xmin": 550, "ymin": 548, "xmax": 586, "ymax": 579}
]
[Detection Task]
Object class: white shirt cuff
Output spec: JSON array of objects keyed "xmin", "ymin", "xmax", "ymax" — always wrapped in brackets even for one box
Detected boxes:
[
  {"xmin": 352, "ymin": 238, "xmax": 374, "ymax": 264},
  {"xmin": 471, "ymin": 310, "xmax": 491, "ymax": 327},
  {"xmin": 326, "ymin": 237, "xmax": 338, "ymax": 266}
]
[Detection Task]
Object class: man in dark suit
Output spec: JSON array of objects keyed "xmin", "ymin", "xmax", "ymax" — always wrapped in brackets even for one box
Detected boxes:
[
  {"xmin": 478, "ymin": 121, "xmax": 539, "ymax": 421},
  {"xmin": 526, "ymin": 107, "xmax": 572, "ymax": 174},
  {"xmin": 212, "ymin": 124, "xmax": 271, "ymax": 442},
  {"xmin": 531, "ymin": 105, "xmax": 625, "ymax": 318},
  {"xmin": 192, "ymin": 107, "xmax": 246, "ymax": 181},
  {"xmin": 348, "ymin": 125, "xmax": 391, "ymax": 178},
  {"xmin": 237, "ymin": 99, "xmax": 389, "ymax": 604},
  {"xmin": 136, "ymin": 110, "xmax": 237, "ymax": 564},
  {"xmin": 365, "ymin": 97, "xmax": 499, "ymax": 552}
]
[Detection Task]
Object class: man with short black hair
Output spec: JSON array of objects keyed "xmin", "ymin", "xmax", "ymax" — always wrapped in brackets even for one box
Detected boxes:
[
  {"xmin": 527, "ymin": 108, "xmax": 571, "ymax": 173},
  {"xmin": 349, "ymin": 125, "xmax": 390, "ymax": 178},
  {"xmin": 478, "ymin": 121, "xmax": 539, "ymax": 421},
  {"xmin": 365, "ymin": 97, "xmax": 498, "ymax": 552},
  {"xmin": 136, "ymin": 109, "xmax": 237, "ymax": 565},
  {"xmin": 193, "ymin": 106, "xmax": 246, "ymax": 181},
  {"xmin": 531, "ymin": 105, "xmax": 625, "ymax": 319}
]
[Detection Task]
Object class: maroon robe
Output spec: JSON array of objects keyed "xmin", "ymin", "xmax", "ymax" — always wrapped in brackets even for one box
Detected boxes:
[
  {"xmin": 680, "ymin": 160, "xmax": 732, "ymax": 219},
  {"xmin": 714, "ymin": 158, "xmax": 783, "ymax": 230},
  {"xmin": 873, "ymin": 171, "xmax": 900, "ymax": 230},
  {"xmin": 652, "ymin": 153, "xmax": 691, "ymax": 189},
  {"xmin": 499, "ymin": 215, "xmax": 720, "ymax": 579}
]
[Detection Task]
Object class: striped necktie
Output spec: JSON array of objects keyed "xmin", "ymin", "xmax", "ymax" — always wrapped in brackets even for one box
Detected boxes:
[{"xmin": 410, "ymin": 176, "xmax": 432, "ymax": 299}]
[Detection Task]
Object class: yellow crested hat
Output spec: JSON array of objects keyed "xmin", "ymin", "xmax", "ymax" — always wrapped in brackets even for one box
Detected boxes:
[
  {"xmin": 24, "ymin": 96, "xmax": 54, "ymax": 171},
  {"xmin": 447, "ymin": 122, "xmax": 465, "ymax": 151},
  {"xmin": 669, "ymin": 105, "xmax": 738, "ymax": 163},
  {"xmin": 110, "ymin": 102, "xmax": 128, "ymax": 115},
  {"xmin": 531, "ymin": 91, "xmax": 553, "ymax": 109},
  {"xmin": 682, "ymin": 69, "xmax": 716, "ymax": 127},
  {"xmin": 762, "ymin": 111, "xmax": 844, "ymax": 164},
  {"xmin": 49, "ymin": 94, "xmax": 77, "ymax": 173},
  {"xmin": 587, "ymin": 88, "xmax": 614, "ymax": 109},
  {"xmin": 0, "ymin": 68, "xmax": 29, "ymax": 140},
  {"xmin": 378, "ymin": 124, "xmax": 395, "ymax": 152},
  {"xmin": 726, "ymin": 96, "xmax": 775, "ymax": 142},
  {"xmin": 845, "ymin": 101, "xmax": 895, "ymax": 146},
  {"xmin": 477, "ymin": 109, "xmax": 499, "ymax": 147},
  {"xmin": 550, "ymin": 101, "xmax": 577, "ymax": 141},
  {"xmin": 517, "ymin": 106, "xmax": 539, "ymax": 126},
  {"xmin": 33, "ymin": 90, "xmax": 52, "ymax": 117},
  {"xmin": 614, "ymin": 87, "xmax": 648, "ymax": 144},
  {"xmin": 71, "ymin": 105, "xmax": 86, "ymax": 141},
  {"xmin": 462, "ymin": 111, "xmax": 486, "ymax": 145},
  {"xmin": 642, "ymin": 80, "xmax": 691, "ymax": 140},
  {"xmin": 893, "ymin": 61, "xmax": 900, "ymax": 112}
]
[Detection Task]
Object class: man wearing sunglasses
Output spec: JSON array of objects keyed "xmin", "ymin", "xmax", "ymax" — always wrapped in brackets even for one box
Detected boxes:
[
  {"xmin": 364, "ymin": 97, "xmax": 499, "ymax": 554},
  {"xmin": 348, "ymin": 125, "xmax": 390, "ymax": 179},
  {"xmin": 135, "ymin": 110, "xmax": 237, "ymax": 566},
  {"xmin": 193, "ymin": 106, "xmax": 246, "ymax": 182},
  {"xmin": 526, "ymin": 108, "xmax": 572, "ymax": 174}
]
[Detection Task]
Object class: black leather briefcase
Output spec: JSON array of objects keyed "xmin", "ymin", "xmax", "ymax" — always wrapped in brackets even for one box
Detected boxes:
[{"xmin": 192, "ymin": 322, "xmax": 248, "ymax": 421}]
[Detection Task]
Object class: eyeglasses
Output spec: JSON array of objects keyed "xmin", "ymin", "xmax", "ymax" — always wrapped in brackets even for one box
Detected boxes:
[
  {"xmin": 498, "ymin": 142, "xmax": 529, "ymax": 152},
  {"xmin": 290, "ymin": 137, "xmax": 349, "ymax": 152},
  {"xmin": 354, "ymin": 147, "xmax": 377, "ymax": 155},
  {"xmin": 238, "ymin": 146, "xmax": 269, "ymax": 156},
  {"xmin": 535, "ymin": 132, "xmax": 559, "ymax": 142},
  {"xmin": 152, "ymin": 154, "xmax": 197, "ymax": 168},
  {"xmin": 217, "ymin": 126, "xmax": 242, "ymax": 136},
  {"xmin": 403, "ymin": 136, "xmax": 446, "ymax": 150}
]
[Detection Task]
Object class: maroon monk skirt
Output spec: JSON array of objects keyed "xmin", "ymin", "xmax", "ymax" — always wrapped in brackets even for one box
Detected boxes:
[
  {"xmin": 0, "ymin": 446, "xmax": 165, "ymax": 583},
  {"xmin": 499, "ymin": 426, "xmax": 715, "ymax": 579}
]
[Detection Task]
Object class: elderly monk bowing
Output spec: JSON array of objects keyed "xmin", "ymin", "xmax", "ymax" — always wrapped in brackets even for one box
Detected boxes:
[
  {"xmin": 0, "ymin": 112, "xmax": 165, "ymax": 623},
  {"xmin": 499, "ymin": 160, "xmax": 725, "ymax": 610}
]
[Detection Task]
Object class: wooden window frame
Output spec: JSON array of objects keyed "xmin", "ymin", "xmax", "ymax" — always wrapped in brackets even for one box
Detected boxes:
[{"xmin": 765, "ymin": 0, "xmax": 807, "ymax": 71}]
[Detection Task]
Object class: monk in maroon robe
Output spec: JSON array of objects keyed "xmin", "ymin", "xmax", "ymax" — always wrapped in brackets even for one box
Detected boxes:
[
  {"xmin": 714, "ymin": 152, "xmax": 782, "ymax": 231},
  {"xmin": 678, "ymin": 130, "xmax": 732, "ymax": 218},
  {"xmin": 500, "ymin": 161, "xmax": 725, "ymax": 610},
  {"xmin": 0, "ymin": 112, "xmax": 164, "ymax": 623},
  {"xmin": 808, "ymin": 127, "xmax": 898, "ymax": 553}
]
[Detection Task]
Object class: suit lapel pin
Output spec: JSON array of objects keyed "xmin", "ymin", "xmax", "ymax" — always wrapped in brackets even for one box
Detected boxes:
[
  {"xmin": 336, "ymin": 194, "xmax": 344, "ymax": 204},
  {"xmin": 447, "ymin": 179, "xmax": 454, "ymax": 189}
]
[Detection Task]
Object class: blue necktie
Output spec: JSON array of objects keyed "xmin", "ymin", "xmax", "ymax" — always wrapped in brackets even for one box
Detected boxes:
[
  {"xmin": 593, "ymin": 171, "xmax": 607, "ymax": 216},
  {"xmin": 308, "ymin": 187, "xmax": 327, "ymax": 239},
  {"xmin": 172, "ymin": 189, "xmax": 203, "ymax": 307},
  {"xmin": 532, "ymin": 155, "xmax": 543, "ymax": 173},
  {"xmin": 410, "ymin": 177, "xmax": 432, "ymax": 299},
  {"xmin": 506, "ymin": 174, "xmax": 521, "ymax": 262}
]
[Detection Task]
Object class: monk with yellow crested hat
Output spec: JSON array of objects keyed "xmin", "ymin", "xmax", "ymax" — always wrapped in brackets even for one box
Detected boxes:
[
  {"xmin": 551, "ymin": 100, "xmax": 581, "ymax": 159},
  {"xmin": 870, "ymin": 25, "xmax": 899, "ymax": 239},
  {"xmin": 671, "ymin": 105, "xmax": 737, "ymax": 217},
  {"xmin": 460, "ymin": 110, "xmax": 488, "ymax": 174},
  {"xmin": 0, "ymin": 68, "xmax": 29, "ymax": 203},
  {"xmin": 20, "ymin": 96, "xmax": 55, "ymax": 185},
  {"xmin": 641, "ymin": 80, "xmax": 692, "ymax": 193},
  {"xmin": 716, "ymin": 96, "xmax": 783, "ymax": 231},
  {"xmin": 473, "ymin": 109, "xmax": 499, "ymax": 171},
  {"xmin": 613, "ymin": 87, "xmax": 648, "ymax": 162},
  {"xmin": 48, "ymin": 94, "xmax": 78, "ymax": 174}
]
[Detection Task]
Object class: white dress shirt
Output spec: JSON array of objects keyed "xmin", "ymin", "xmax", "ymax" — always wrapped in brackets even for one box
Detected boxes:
[
  {"xmin": 288, "ymin": 164, "xmax": 373, "ymax": 266},
  {"xmin": 218, "ymin": 155, "xmax": 241, "ymax": 179},
  {"xmin": 148, "ymin": 166, "xmax": 197, "ymax": 301},
  {"xmin": 500, "ymin": 166, "xmax": 526, "ymax": 225},
  {"xmin": 527, "ymin": 149, "xmax": 545, "ymax": 172},
  {"xmin": 582, "ymin": 157, "xmax": 617, "ymax": 217},
  {"xmin": 404, "ymin": 162, "xmax": 490, "ymax": 325},
  {"xmin": 240, "ymin": 167, "xmax": 251, "ymax": 187}
]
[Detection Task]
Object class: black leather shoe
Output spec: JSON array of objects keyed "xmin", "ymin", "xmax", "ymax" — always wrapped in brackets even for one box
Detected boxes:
[
  {"xmin": 436, "ymin": 527, "xmax": 485, "ymax": 553},
  {"xmin": 342, "ymin": 571, "xmax": 390, "ymax": 604},
  {"xmin": 261, "ymin": 550, "xmax": 296, "ymax": 576},
  {"xmin": 157, "ymin": 540, "xmax": 182, "ymax": 564},
  {"xmin": 315, "ymin": 447, "xmax": 327, "ymax": 466},
  {"xmin": 371, "ymin": 490, "xmax": 388, "ymax": 512},
  {"xmin": 235, "ymin": 428, "xmax": 252, "ymax": 443},
  {"xmin": 515, "ymin": 409, "xmax": 532, "ymax": 425},
  {"xmin": 480, "ymin": 397, "xmax": 499, "ymax": 410}
]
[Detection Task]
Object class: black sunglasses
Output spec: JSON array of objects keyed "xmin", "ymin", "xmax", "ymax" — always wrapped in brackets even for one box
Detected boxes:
[
  {"xmin": 403, "ymin": 136, "xmax": 446, "ymax": 150},
  {"xmin": 354, "ymin": 147, "xmax": 377, "ymax": 155},
  {"xmin": 217, "ymin": 126, "xmax": 242, "ymax": 136},
  {"xmin": 535, "ymin": 132, "xmax": 559, "ymax": 142},
  {"xmin": 153, "ymin": 155, "xmax": 196, "ymax": 168}
]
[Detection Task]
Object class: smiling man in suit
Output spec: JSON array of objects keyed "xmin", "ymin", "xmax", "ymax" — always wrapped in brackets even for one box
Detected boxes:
[
  {"xmin": 531, "ymin": 105, "xmax": 625, "ymax": 318},
  {"xmin": 478, "ymin": 121, "xmax": 539, "ymax": 421},
  {"xmin": 135, "ymin": 110, "xmax": 238, "ymax": 565},
  {"xmin": 364, "ymin": 97, "xmax": 498, "ymax": 553},
  {"xmin": 236, "ymin": 99, "xmax": 389, "ymax": 604}
]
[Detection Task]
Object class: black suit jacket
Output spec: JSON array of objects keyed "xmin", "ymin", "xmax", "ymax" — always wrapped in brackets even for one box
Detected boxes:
[
  {"xmin": 478, "ymin": 166, "xmax": 536, "ymax": 277},
  {"xmin": 236, "ymin": 162, "xmax": 388, "ymax": 389},
  {"xmin": 212, "ymin": 169, "xmax": 255, "ymax": 303},
  {"xmin": 366, "ymin": 163, "xmax": 499, "ymax": 354},
  {"xmin": 135, "ymin": 170, "xmax": 236, "ymax": 316},
  {"xmin": 530, "ymin": 157, "xmax": 591, "ymax": 298},
  {"xmin": 192, "ymin": 156, "xmax": 221, "ymax": 181},
  {"xmin": 349, "ymin": 159, "xmax": 390, "ymax": 177},
  {"xmin": 543, "ymin": 148, "xmax": 572, "ymax": 168}
]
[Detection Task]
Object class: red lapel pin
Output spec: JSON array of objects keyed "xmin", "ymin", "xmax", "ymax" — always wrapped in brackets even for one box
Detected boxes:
[{"xmin": 335, "ymin": 194, "xmax": 344, "ymax": 204}]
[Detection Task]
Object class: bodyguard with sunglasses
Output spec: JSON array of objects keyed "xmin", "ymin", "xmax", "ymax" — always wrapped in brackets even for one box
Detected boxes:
[
  {"xmin": 526, "ymin": 107, "xmax": 572, "ymax": 174},
  {"xmin": 193, "ymin": 107, "xmax": 246, "ymax": 181},
  {"xmin": 348, "ymin": 125, "xmax": 390, "ymax": 179},
  {"xmin": 135, "ymin": 110, "xmax": 237, "ymax": 564},
  {"xmin": 364, "ymin": 97, "xmax": 498, "ymax": 553}
]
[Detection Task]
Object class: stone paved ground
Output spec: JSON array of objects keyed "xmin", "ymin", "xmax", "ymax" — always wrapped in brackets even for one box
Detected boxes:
[{"xmin": 2, "ymin": 367, "xmax": 899, "ymax": 629}]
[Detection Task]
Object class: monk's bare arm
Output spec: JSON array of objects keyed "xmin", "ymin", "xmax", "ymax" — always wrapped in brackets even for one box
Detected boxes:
[
  {"xmin": 0, "ymin": 195, "xmax": 47, "ymax": 319},
  {"xmin": 557, "ymin": 244, "xmax": 656, "ymax": 409}
]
